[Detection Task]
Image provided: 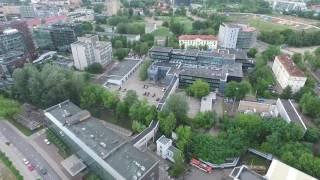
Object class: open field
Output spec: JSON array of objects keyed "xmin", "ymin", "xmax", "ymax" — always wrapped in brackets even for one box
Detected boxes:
[
  {"xmin": 156, "ymin": 16, "xmax": 193, "ymax": 33},
  {"xmin": 0, "ymin": 162, "xmax": 16, "ymax": 180},
  {"xmin": 249, "ymin": 18, "xmax": 290, "ymax": 31}
]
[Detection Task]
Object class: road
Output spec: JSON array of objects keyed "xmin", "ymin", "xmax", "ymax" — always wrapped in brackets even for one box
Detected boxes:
[{"xmin": 0, "ymin": 121, "xmax": 61, "ymax": 180}]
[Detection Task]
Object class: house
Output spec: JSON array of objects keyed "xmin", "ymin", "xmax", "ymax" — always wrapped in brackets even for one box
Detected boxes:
[
  {"xmin": 156, "ymin": 135, "xmax": 180, "ymax": 162},
  {"xmin": 179, "ymin": 35, "xmax": 218, "ymax": 49},
  {"xmin": 272, "ymin": 55, "xmax": 307, "ymax": 93}
]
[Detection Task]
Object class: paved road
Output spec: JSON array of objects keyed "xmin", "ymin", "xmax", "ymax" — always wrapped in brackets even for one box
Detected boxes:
[{"xmin": 0, "ymin": 121, "xmax": 61, "ymax": 180}]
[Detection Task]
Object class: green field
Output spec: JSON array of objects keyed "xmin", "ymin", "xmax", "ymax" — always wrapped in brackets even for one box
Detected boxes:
[
  {"xmin": 152, "ymin": 27, "xmax": 172, "ymax": 37},
  {"xmin": 156, "ymin": 16, "xmax": 193, "ymax": 33},
  {"xmin": 249, "ymin": 18, "xmax": 291, "ymax": 32}
]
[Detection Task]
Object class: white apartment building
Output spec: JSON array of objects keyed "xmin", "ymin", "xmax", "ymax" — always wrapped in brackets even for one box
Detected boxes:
[
  {"xmin": 71, "ymin": 34, "xmax": 112, "ymax": 70},
  {"xmin": 156, "ymin": 135, "xmax": 180, "ymax": 162},
  {"xmin": 67, "ymin": 8, "xmax": 94, "ymax": 22},
  {"xmin": 272, "ymin": 55, "xmax": 307, "ymax": 93},
  {"xmin": 218, "ymin": 23, "xmax": 257, "ymax": 49},
  {"xmin": 179, "ymin": 35, "xmax": 218, "ymax": 49}
]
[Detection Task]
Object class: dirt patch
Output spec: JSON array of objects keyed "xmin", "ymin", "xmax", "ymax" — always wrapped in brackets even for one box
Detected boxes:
[{"xmin": 0, "ymin": 162, "xmax": 16, "ymax": 180}]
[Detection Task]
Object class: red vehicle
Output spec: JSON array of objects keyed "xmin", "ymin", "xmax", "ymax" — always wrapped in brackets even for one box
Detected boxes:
[
  {"xmin": 27, "ymin": 164, "xmax": 34, "ymax": 171},
  {"xmin": 190, "ymin": 158, "xmax": 212, "ymax": 173}
]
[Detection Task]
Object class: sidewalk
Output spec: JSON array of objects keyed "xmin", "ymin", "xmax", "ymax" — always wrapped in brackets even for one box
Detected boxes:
[{"xmin": 0, "ymin": 133, "xmax": 39, "ymax": 180}]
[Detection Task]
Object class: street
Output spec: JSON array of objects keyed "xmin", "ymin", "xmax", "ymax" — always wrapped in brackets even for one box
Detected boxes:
[{"xmin": 0, "ymin": 121, "xmax": 61, "ymax": 180}]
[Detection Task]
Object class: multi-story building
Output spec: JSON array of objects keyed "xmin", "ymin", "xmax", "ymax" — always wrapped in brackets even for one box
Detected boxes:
[
  {"xmin": 272, "ymin": 55, "xmax": 306, "ymax": 93},
  {"xmin": 44, "ymin": 100, "xmax": 160, "ymax": 179},
  {"xmin": 19, "ymin": 6, "xmax": 37, "ymax": 18},
  {"xmin": 67, "ymin": 8, "xmax": 94, "ymax": 22},
  {"xmin": 49, "ymin": 23, "xmax": 78, "ymax": 51},
  {"xmin": 156, "ymin": 135, "xmax": 180, "ymax": 163},
  {"xmin": 0, "ymin": 28, "xmax": 25, "ymax": 54},
  {"xmin": 178, "ymin": 35, "xmax": 218, "ymax": 50},
  {"xmin": 0, "ymin": 20, "xmax": 37, "ymax": 59},
  {"xmin": 218, "ymin": 23, "xmax": 257, "ymax": 49},
  {"xmin": 148, "ymin": 47, "xmax": 244, "ymax": 92},
  {"xmin": 104, "ymin": 0, "xmax": 120, "ymax": 16},
  {"xmin": 71, "ymin": 34, "xmax": 112, "ymax": 70},
  {"xmin": 272, "ymin": 0, "xmax": 307, "ymax": 12}
]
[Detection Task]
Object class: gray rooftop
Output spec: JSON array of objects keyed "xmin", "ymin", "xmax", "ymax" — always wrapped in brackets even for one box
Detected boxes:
[
  {"xmin": 45, "ymin": 100, "xmax": 159, "ymax": 179},
  {"xmin": 230, "ymin": 166, "xmax": 266, "ymax": 180},
  {"xmin": 180, "ymin": 62, "xmax": 243, "ymax": 80},
  {"xmin": 280, "ymin": 99, "xmax": 307, "ymax": 130},
  {"xmin": 157, "ymin": 135, "xmax": 171, "ymax": 145},
  {"xmin": 61, "ymin": 154, "xmax": 87, "ymax": 176},
  {"xmin": 150, "ymin": 46, "xmax": 173, "ymax": 53},
  {"xmin": 108, "ymin": 58, "xmax": 141, "ymax": 78}
]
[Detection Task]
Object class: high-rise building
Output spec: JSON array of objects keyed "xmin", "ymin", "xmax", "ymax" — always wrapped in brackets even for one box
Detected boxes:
[
  {"xmin": 71, "ymin": 34, "xmax": 112, "ymax": 70},
  {"xmin": 104, "ymin": 0, "xmax": 120, "ymax": 16},
  {"xmin": 49, "ymin": 23, "xmax": 78, "ymax": 51},
  {"xmin": 218, "ymin": 23, "xmax": 257, "ymax": 49},
  {"xmin": 0, "ymin": 28, "xmax": 25, "ymax": 54},
  {"xmin": 19, "ymin": 6, "xmax": 37, "ymax": 18},
  {"xmin": 0, "ymin": 20, "xmax": 37, "ymax": 59}
]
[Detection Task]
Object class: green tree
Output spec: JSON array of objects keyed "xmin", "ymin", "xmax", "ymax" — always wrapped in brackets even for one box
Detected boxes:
[
  {"xmin": 129, "ymin": 100, "xmax": 156, "ymax": 125},
  {"xmin": 304, "ymin": 127, "xmax": 320, "ymax": 143},
  {"xmin": 247, "ymin": 48, "xmax": 258, "ymax": 58},
  {"xmin": 169, "ymin": 152, "xmax": 185, "ymax": 178},
  {"xmin": 95, "ymin": 25, "xmax": 105, "ymax": 32},
  {"xmin": 189, "ymin": 80, "xmax": 210, "ymax": 98},
  {"xmin": 163, "ymin": 93, "xmax": 189, "ymax": 122},
  {"xmin": 299, "ymin": 92, "xmax": 320, "ymax": 118},
  {"xmin": 114, "ymin": 40, "xmax": 123, "ymax": 49},
  {"xmin": 132, "ymin": 120, "xmax": 146, "ymax": 133},
  {"xmin": 0, "ymin": 96, "xmax": 20, "ymax": 118},
  {"xmin": 176, "ymin": 125, "xmax": 192, "ymax": 153},
  {"xmin": 193, "ymin": 111, "xmax": 217, "ymax": 129},
  {"xmin": 159, "ymin": 112, "xmax": 176, "ymax": 136},
  {"xmin": 169, "ymin": 20, "xmax": 184, "ymax": 36},
  {"xmin": 85, "ymin": 63, "xmax": 104, "ymax": 74},
  {"xmin": 280, "ymin": 86, "xmax": 292, "ymax": 99},
  {"xmin": 114, "ymin": 48, "xmax": 129, "ymax": 60},
  {"xmin": 139, "ymin": 60, "xmax": 152, "ymax": 81},
  {"xmin": 224, "ymin": 81, "xmax": 251, "ymax": 100},
  {"xmin": 261, "ymin": 46, "xmax": 280, "ymax": 61}
]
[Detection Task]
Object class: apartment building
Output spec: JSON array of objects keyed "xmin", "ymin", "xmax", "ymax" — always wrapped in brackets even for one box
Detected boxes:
[
  {"xmin": 178, "ymin": 35, "xmax": 218, "ymax": 49},
  {"xmin": 71, "ymin": 34, "xmax": 112, "ymax": 70},
  {"xmin": 272, "ymin": 55, "xmax": 306, "ymax": 93},
  {"xmin": 218, "ymin": 23, "xmax": 257, "ymax": 49},
  {"xmin": 0, "ymin": 28, "xmax": 25, "ymax": 54}
]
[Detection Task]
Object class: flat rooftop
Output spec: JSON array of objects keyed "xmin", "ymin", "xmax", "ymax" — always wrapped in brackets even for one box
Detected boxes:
[
  {"xmin": 44, "ymin": 100, "xmax": 159, "ymax": 179},
  {"xmin": 108, "ymin": 58, "xmax": 141, "ymax": 78},
  {"xmin": 230, "ymin": 165, "xmax": 266, "ymax": 180},
  {"xmin": 279, "ymin": 99, "xmax": 307, "ymax": 130}
]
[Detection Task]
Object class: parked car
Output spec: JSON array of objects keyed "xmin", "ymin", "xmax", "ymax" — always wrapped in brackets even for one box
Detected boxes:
[
  {"xmin": 23, "ymin": 158, "xmax": 29, "ymax": 165},
  {"xmin": 44, "ymin": 139, "xmax": 51, "ymax": 145},
  {"xmin": 27, "ymin": 164, "xmax": 34, "ymax": 171},
  {"xmin": 40, "ymin": 168, "xmax": 47, "ymax": 175}
]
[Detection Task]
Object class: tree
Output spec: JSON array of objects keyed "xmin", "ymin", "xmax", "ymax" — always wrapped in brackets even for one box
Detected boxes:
[
  {"xmin": 129, "ymin": 100, "xmax": 156, "ymax": 125},
  {"xmin": 247, "ymin": 48, "xmax": 258, "ymax": 58},
  {"xmin": 299, "ymin": 93, "xmax": 320, "ymax": 118},
  {"xmin": 85, "ymin": 63, "xmax": 104, "ymax": 74},
  {"xmin": 261, "ymin": 46, "xmax": 280, "ymax": 61},
  {"xmin": 132, "ymin": 120, "xmax": 146, "ymax": 133},
  {"xmin": 95, "ymin": 25, "xmax": 105, "ymax": 32},
  {"xmin": 163, "ymin": 93, "xmax": 189, "ymax": 122},
  {"xmin": 224, "ymin": 81, "xmax": 251, "ymax": 100},
  {"xmin": 193, "ymin": 111, "xmax": 217, "ymax": 129},
  {"xmin": 0, "ymin": 96, "xmax": 20, "ymax": 118},
  {"xmin": 176, "ymin": 125, "xmax": 192, "ymax": 153},
  {"xmin": 139, "ymin": 60, "xmax": 152, "ymax": 81},
  {"xmin": 114, "ymin": 40, "xmax": 123, "ymax": 49},
  {"xmin": 169, "ymin": 152, "xmax": 185, "ymax": 178},
  {"xmin": 304, "ymin": 127, "xmax": 320, "ymax": 143},
  {"xmin": 159, "ymin": 112, "xmax": 176, "ymax": 136},
  {"xmin": 188, "ymin": 80, "xmax": 210, "ymax": 98},
  {"xmin": 114, "ymin": 48, "xmax": 129, "ymax": 60},
  {"xmin": 169, "ymin": 20, "xmax": 184, "ymax": 36},
  {"xmin": 280, "ymin": 86, "xmax": 292, "ymax": 99}
]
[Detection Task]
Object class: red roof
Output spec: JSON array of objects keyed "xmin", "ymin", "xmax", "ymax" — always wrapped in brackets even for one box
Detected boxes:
[
  {"xmin": 179, "ymin": 35, "xmax": 217, "ymax": 41},
  {"xmin": 27, "ymin": 15, "xmax": 66, "ymax": 27},
  {"xmin": 276, "ymin": 55, "xmax": 305, "ymax": 77}
]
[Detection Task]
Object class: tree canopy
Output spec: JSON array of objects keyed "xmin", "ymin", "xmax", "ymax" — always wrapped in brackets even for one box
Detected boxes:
[
  {"xmin": 224, "ymin": 81, "xmax": 251, "ymax": 100},
  {"xmin": 0, "ymin": 96, "xmax": 20, "ymax": 118},
  {"xmin": 163, "ymin": 93, "xmax": 189, "ymax": 122},
  {"xmin": 187, "ymin": 80, "xmax": 210, "ymax": 98}
]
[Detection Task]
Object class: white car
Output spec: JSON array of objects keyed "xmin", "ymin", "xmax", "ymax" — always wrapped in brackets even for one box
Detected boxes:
[
  {"xmin": 44, "ymin": 139, "xmax": 51, "ymax": 145},
  {"xmin": 23, "ymin": 158, "xmax": 29, "ymax": 165}
]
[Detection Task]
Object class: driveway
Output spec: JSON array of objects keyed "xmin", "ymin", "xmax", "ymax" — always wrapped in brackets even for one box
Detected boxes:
[{"xmin": 0, "ymin": 121, "xmax": 62, "ymax": 180}]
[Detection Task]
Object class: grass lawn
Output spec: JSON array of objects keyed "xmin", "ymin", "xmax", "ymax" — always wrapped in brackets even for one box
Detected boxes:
[
  {"xmin": 152, "ymin": 27, "xmax": 172, "ymax": 37},
  {"xmin": 8, "ymin": 119, "xmax": 33, "ymax": 136},
  {"xmin": 249, "ymin": 18, "xmax": 290, "ymax": 32},
  {"xmin": 0, "ymin": 162, "xmax": 16, "ymax": 180},
  {"xmin": 156, "ymin": 16, "xmax": 194, "ymax": 33}
]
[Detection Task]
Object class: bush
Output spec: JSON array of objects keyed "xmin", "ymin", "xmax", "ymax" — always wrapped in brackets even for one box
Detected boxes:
[
  {"xmin": 85, "ymin": 63, "xmax": 104, "ymax": 74},
  {"xmin": 132, "ymin": 120, "xmax": 146, "ymax": 133},
  {"xmin": 139, "ymin": 60, "xmax": 152, "ymax": 81}
]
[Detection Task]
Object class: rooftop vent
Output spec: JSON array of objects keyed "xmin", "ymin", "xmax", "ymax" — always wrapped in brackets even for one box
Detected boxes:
[
  {"xmin": 99, "ymin": 142, "xmax": 106, "ymax": 148},
  {"xmin": 90, "ymin": 134, "xmax": 94, "ymax": 138},
  {"xmin": 82, "ymin": 127, "xmax": 86, "ymax": 131},
  {"xmin": 63, "ymin": 110, "xmax": 71, "ymax": 117}
]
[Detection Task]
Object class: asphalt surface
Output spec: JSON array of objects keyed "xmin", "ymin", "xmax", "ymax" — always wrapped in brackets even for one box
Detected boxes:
[{"xmin": 0, "ymin": 122, "xmax": 61, "ymax": 180}]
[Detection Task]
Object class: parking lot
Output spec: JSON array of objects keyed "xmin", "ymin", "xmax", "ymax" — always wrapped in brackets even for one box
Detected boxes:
[{"xmin": 106, "ymin": 65, "xmax": 166, "ymax": 106}]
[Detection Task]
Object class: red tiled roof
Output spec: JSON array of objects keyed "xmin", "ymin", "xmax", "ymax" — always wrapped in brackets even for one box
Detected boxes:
[
  {"xmin": 179, "ymin": 35, "xmax": 217, "ymax": 41},
  {"xmin": 276, "ymin": 55, "xmax": 305, "ymax": 77},
  {"xmin": 27, "ymin": 15, "xmax": 66, "ymax": 27}
]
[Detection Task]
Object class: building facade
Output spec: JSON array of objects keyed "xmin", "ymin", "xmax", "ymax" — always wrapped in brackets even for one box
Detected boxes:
[
  {"xmin": 218, "ymin": 23, "xmax": 257, "ymax": 49},
  {"xmin": 71, "ymin": 34, "xmax": 112, "ymax": 70},
  {"xmin": 272, "ymin": 55, "xmax": 306, "ymax": 93},
  {"xmin": 179, "ymin": 35, "xmax": 218, "ymax": 49},
  {"xmin": 49, "ymin": 23, "xmax": 78, "ymax": 51},
  {"xmin": 0, "ymin": 28, "xmax": 25, "ymax": 54},
  {"xmin": 156, "ymin": 135, "xmax": 179, "ymax": 162},
  {"xmin": 19, "ymin": 6, "xmax": 37, "ymax": 18}
]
